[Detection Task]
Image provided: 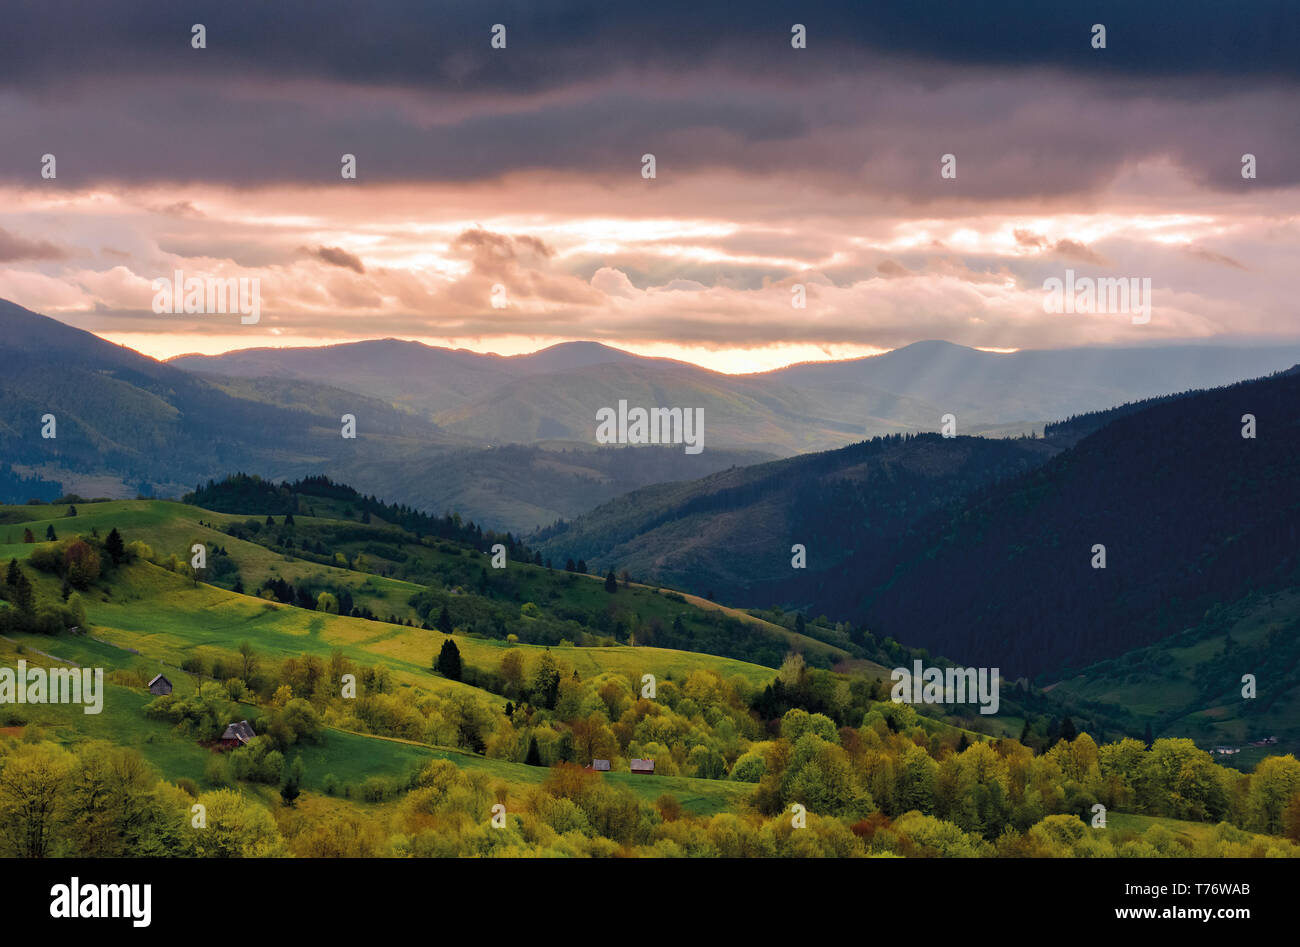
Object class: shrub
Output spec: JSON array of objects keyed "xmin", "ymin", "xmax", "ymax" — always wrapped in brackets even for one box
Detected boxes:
[
  {"xmin": 203, "ymin": 754, "xmax": 231, "ymax": 787},
  {"xmin": 360, "ymin": 776, "xmax": 391, "ymax": 802}
]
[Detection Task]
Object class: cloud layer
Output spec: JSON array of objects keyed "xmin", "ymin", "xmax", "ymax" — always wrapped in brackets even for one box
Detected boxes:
[{"xmin": 1, "ymin": 1, "xmax": 1296, "ymax": 369}]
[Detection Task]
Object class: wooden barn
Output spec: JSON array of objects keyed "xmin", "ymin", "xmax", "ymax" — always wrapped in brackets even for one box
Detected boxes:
[
  {"xmin": 585, "ymin": 759, "xmax": 611, "ymax": 772},
  {"xmin": 630, "ymin": 758, "xmax": 655, "ymax": 775}
]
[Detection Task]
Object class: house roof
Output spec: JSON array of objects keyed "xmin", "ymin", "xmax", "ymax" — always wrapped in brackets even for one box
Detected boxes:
[
  {"xmin": 221, "ymin": 720, "xmax": 256, "ymax": 743},
  {"xmin": 630, "ymin": 758, "xmax": 655, "ymax": 771},
  {"xmin": 590, "ymin": 759, "xmax": 611, "ymax": 771},
  {"xmin": 148, "ymin": 673, "xmax": 170, "ymax": 687}
]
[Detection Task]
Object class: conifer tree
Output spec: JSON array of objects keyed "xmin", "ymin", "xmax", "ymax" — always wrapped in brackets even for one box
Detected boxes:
[
  {"xmin": 105, "ymin": 527, "xmax": 125, "ymax": 564},
  {"xmin": 435, "ymin": 637, "xmax": 462, "ymax": 681}
]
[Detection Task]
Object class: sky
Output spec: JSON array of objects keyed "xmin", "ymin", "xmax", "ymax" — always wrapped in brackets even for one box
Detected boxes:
[{"xmin": 0, "ymin": 1, "xmax": 1297, "ymax": 374}]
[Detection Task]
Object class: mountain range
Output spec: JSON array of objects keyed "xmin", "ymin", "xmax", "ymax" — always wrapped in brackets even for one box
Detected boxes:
[
  {"xmin": 7, "ymin": 296, "xmax": 1300, "ymax": 541},
  {"xmin": 171, "ymin": 335, "xmax": 1300, "ymax": 453},
  {"xmin": 0, "ymin": 301, "xmax": 766, "ymax": 529}
]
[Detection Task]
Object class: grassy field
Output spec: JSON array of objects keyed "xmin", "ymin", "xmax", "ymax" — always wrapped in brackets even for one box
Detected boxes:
[
  {"xmin": 3, "ymin": 498, "xmax": 789, "ymax": 683},
  {"xmin": 1102, "ymin": 811, "xmax": 1288, "ymax": 852},
  {"xmin": 1, "ymin": 498, "xmax": 847, "ymax": 668},
  {"xmin": 0, "ymin": 630, "xmax": 751, "ymax": 816},
  {"xmin": 24, "ymin": 557, "xmax": 780, "ymax": 697},
  {"xmin": 0, "ymin": 498, "xmax": 797, "ymax": 823}
]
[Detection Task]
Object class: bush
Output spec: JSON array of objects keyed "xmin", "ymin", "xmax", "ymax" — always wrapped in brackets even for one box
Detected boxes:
[
  {"xmin": 360, "ymin": 776, "xmax": 392, "ymax": 802},
  {"xmin": 229, "ymin": 737, "xmax": 284, "ymax": 784},
  {"xmin": 204, "ymin": 754, "xmax": 231, "ymax": 787},
  {"xmin": 31, "ymin": 603, "xmax": 78, "ymax": 635},
  {"xmin": 266, "ymin": 698, "xmax": 323, "ymax": 751},
  {"xmin": 730, "ymin": 750, "xmax": 767, "ymax": 783},
  {"xmin": 28, "ymin": 545, "xmax": 62, "ymax": 573}
]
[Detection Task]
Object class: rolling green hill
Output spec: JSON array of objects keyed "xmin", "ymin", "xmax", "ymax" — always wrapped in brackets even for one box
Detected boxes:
[
  {"xmin": 3, "ymin": 490, "xmax": 1297, "ymax": 859},
  {"xmin": 0, "ymin": 493, "xmax": 847, "ymax": 671}
]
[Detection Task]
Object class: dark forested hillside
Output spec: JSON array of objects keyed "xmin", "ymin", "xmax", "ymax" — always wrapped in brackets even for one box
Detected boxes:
[
  {"xmin": 830, "ymin": 367, "xmax": 1300, "ymax": 679},
  {"xmin": 537, "ymin": 367, "xmax": 1300, "ymax": 683},
  {"xmin": 534, "ymin": 432, "xmax": 1060, "ymax": 602}
]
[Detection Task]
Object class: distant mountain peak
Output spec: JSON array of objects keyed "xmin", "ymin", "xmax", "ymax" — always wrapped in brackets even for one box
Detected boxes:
[
  {"xmin": 888, "ymin": 339, "xmax": 977, "ymax": 354},
  {"xmin": 507, "ymin": 340, "xmax": 642, "ymax": 374},
  {"xmin": 527, "ymin": 340, "xmax": 625, "ymax": 355}
]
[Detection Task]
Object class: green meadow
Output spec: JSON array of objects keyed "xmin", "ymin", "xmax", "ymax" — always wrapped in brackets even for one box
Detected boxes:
[{"xmin": 0, "ymin": 498, "xmax": 779, "ymax": 817}]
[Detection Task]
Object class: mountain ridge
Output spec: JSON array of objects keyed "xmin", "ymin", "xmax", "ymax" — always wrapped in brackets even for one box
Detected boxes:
[{"xmin": 166, "ymin": 327, "xmax": 1300, "ymax": 454}]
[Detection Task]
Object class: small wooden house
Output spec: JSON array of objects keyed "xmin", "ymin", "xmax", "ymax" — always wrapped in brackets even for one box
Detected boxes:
[
  {"xmin": 585, "ymin": 759, "xmax": 611, "ymax": 772},
  {"xmin": 630, "ymin": 758, "xmax": 655, "ymax": 775},
  {"xmin": 220, "ymin": 720, "xmax": 256, "ymax": 749},
  {"xmin": 147, "ymin": 673, "xmax": 172, "ymax": 696}
]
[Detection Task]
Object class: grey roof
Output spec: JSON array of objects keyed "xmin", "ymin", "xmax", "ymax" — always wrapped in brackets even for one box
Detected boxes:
[
  {"xmin": 591, "ymin": 759, "xmax": 611, "ymax": 771},
  {"xmin": 630, "ymin": 758, "xmax": 655, "ymax": 771},
  {"xmin": 148, "ymin": 673, "xmax": 170, "ymax": 687},
  {"xmin": 221, "ymin": 720, "xmax": 256, "ymax": 743}
]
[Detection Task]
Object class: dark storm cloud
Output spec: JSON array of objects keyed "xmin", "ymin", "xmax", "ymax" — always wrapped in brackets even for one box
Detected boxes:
[
  {"xmin": 4, "ymin": 1, "xmax": 1297, "ymax": 88},
  {"xmin": 5, "ymin": 67, "xmax": 1295, "ymax": 200},
  {"xmin": 0, "ymin": 1, "xmax": 1295, "ymax": 199}
]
